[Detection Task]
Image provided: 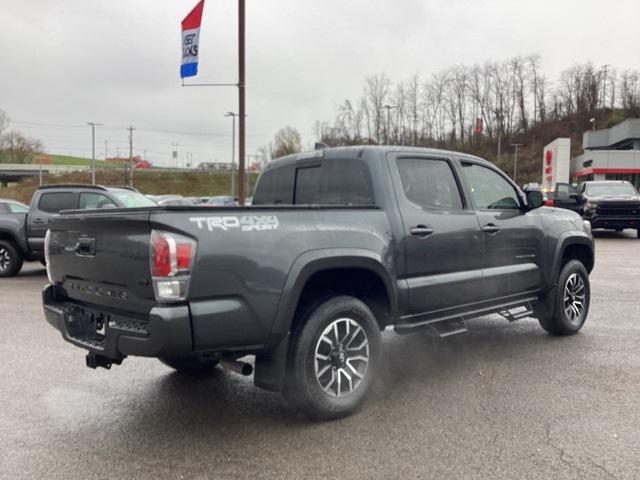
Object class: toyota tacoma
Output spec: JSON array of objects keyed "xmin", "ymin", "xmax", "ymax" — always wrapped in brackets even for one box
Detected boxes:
[{"xmin": 43, "ymin": 146, "xmax": 594, "ymax": 419}]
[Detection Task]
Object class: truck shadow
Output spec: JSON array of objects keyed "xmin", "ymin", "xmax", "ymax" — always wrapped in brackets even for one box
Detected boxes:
[{"xmin": 113, "ymin": 316, "xmax": 583, "ymax": 436}]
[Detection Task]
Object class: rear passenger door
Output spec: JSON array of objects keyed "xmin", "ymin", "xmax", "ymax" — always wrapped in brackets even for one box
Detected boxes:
[
  {"xmin": 390, "ymin": 154, "xmax": 484, "ymax": 315},
  {"xmin": 27, "ymin": 191, "xmax": 78, "ymax": 251}
]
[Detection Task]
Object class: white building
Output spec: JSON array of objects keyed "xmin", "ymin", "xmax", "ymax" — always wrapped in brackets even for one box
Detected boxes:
[{"xmin": 570, "ymin": 119, "xmax": 640, "ymax": 189}]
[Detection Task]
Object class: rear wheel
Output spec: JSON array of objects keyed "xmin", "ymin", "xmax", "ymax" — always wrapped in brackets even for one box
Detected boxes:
[
  {"xmin": 284, "ymin": 295, "xmax": 381, "ymax": 420},
  {"xmin": 0, "ymin": 241, "xmax": 23, "ymax": 278},
  {"xmin": 160, "ymin": 354, "xmax": 219, "ymax": 374},
  {"xmin": 539, "ymin": 260, "xmax": 590, "ymax": 335}
]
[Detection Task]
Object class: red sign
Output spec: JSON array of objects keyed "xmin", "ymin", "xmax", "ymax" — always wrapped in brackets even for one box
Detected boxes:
[{"xmin": 545, "ymin": 150, "xmax": 553, "ymax": 165}]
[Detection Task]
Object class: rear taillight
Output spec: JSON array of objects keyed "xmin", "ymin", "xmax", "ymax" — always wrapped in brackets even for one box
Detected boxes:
[
  {"xmin": 149, "ymin": 230, "xmax": 196, "ymax": 302},
  {"xmin": 44, "ymin": 229, "xmax": 52, "ymax": 283}
]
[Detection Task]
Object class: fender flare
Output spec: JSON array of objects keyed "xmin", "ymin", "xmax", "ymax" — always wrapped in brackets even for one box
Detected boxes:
[
  {"xmin": 549, "ymin": 231, "xmax": 594, "ymax": 285},
  {"xmin": 270, "ymin": 248, "xmax": 397, "ymax": 338},
  {"xmin": 0, "ymin": 228, "xmax": 28, "ymax": 255},
  {"xmin": 254, "ymin": 248, "xmax": 396, "ymax": 393}
]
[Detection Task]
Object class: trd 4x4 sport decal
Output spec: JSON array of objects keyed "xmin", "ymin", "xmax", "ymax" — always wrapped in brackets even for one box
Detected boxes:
[{"xmin": 189, "ymin": 215, "xmax": 279, "ymax": 232}]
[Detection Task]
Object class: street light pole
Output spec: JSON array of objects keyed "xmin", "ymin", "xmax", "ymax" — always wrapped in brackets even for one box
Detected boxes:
[
  {"xmin": 511, "ymin": 143, "xmax": 523, "ymax": 183},
  {"xmin": 87, "ymin": 122, "xmax": 102, "ymax": 185},
  {"xmin": 238, "ymin": 0, "xmax": 246, "ymax": 205},
  {"xmin": 127, "ymin": 126, "xmax": 135, "ymax": 187},
  {"xmin": 225, "ymin": 112, "xmax": 237, "ymax": 197}
]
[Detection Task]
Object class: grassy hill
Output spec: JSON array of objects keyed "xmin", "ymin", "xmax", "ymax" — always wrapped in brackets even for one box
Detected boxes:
[
  {"xmin": 48, "ymin": 154, "xmax": 127, "ymax": 168},
  {"xmin": 0, "ymin": 169, "xmax": 258, "ymax": 204}
]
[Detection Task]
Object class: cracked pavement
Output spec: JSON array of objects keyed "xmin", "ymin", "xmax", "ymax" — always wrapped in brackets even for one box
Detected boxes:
[{"xmin": 1, "ymin": 230, "xmax": 639, "ymax": 479}]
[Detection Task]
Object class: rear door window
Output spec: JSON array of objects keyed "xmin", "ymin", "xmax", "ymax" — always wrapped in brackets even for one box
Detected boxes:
[
  {"xmin": 396, "ymin": 158, "xmax": 463, "ymax": 210},
  {"xmin": 38, "ymin": 192, "xmax": 77, "ymax": 213},
  {"xmin": 322, "ymin": 159, "xmax": 375, "ymax": 205},
  {"xmin": 79, "ymin": 193, "xmax": 117, "ymax": 209}
]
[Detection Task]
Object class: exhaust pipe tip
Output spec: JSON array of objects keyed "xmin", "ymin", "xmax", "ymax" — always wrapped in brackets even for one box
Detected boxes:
[{"xmin": 220, "ymin": 358, "xmax": 253, "ymax": 376}]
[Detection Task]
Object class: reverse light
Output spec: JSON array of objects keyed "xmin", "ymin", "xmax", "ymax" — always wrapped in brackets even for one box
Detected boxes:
[{"xmin": 150, "ymin": 230, "xmax": 196, "ymax": 301}]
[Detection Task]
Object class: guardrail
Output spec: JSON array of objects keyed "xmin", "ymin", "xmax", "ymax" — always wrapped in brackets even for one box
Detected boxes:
[{"xmin": 0, "ymin": 163, "xmax": 90, "ymax": 174}]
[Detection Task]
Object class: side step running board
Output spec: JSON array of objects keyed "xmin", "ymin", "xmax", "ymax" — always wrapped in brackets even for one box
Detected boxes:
[
  {"xmin": 498, "ymin": 302, "xmax": 534, "ymax": 322},
  {"xmin": 394, "ymin": 296, "xmax": 539, "ymax": 336},
  {"xmin": 428, "ymin": 318, "xmax": 468, "ymax": 338}
]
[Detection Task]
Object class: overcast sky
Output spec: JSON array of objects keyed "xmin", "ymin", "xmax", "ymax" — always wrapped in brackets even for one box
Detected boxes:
[{"xmin": 1, "ymin": 0, "xmax": 638, "ymax": 167}]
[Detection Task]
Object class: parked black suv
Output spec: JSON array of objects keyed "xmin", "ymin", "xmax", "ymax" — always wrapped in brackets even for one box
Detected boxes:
[
  {"xmin": 552, "ymin": 180, "xmax": 640, "ymax": 237},
  {"xmin": 43, "ymin": 147, "xmax": 594, "ymax": 419},
  {"xmin": 0, "ymin": 184, "xmax": 156, "ymax": 277}
]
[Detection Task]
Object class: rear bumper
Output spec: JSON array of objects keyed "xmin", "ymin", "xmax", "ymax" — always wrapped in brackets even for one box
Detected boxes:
[{"xmin": 42, "ymin": 284, "xmax": 192, "ymax": 360}]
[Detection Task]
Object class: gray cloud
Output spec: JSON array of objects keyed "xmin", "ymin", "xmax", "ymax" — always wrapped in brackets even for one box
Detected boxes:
[{"xmin": 1, "ymin": 0, "xmax": 638, "ymax": 166}]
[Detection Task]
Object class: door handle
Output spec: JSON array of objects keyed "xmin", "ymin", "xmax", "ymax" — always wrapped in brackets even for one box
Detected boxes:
[
  {"xmin": 32, "ymin": 218, "xmax": 47, "ymax": 224},
  {"xmin": 410, "ymin": 225, "xmax": 434, "ymax": 238},
  {"xmin": 482, "ymin": 223, "xmax": 501, "ymax": 235}
]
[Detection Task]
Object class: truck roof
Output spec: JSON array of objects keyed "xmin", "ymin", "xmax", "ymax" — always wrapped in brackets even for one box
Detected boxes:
[
  {"xmin": 265, "ymin": 145, "xmax": 491, "ymax": 171},
  {"xmin": 36, "ymin": 184, "xmax": 138, "ymax": 192}
]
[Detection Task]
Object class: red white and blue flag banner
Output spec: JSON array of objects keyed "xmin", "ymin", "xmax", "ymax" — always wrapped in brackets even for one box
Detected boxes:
[{"xmin": 181, "ymin": 0, "xmax": 205, "ymax": 78}]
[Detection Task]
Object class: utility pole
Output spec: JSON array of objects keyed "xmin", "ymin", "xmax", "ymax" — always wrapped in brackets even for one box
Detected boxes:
[
  {"xmin": 383, "ymin": 104, "xmax": 395, "ymax": 144},
  {"xmin": 127, "ymin": 126, "xmax": 135, "ymax": 187},
  {"xmin": 510, "ymin": 143, "xmax": 523, "ymax": 183},
  {"xmin": 238, "ymin": 0, "xmax": 246, "ymax": 205},
  {"xmin": 495, "ymin": 111, "xmax": 504, "ymax": 163},
  {"xmin": 104, "ymin": 140, "xmax": 108, "ymax": 160},
  {"xmin": 87, "ymin": 122, "xmax": 102, "ymax": 185},
  {"xmin": 601, "ymin": 64, "xmax": 610, "ymax": 110},
  {"xmin": 225, "ymin": 112, "xmax": 237, "ymax": 196}
]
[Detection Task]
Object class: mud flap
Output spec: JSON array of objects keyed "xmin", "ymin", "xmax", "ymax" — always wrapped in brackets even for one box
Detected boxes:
[{"xmin": 254, "ymin": 333, "xmax": 290, "ymax": 392}]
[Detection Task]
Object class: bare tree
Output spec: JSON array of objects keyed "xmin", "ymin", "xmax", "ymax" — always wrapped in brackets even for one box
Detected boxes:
[
  {"xmin": 2, "ymin": 131, "xmax": 44, "ymax": 164},
  {"xmin": 272, "ymin": 126, "xmax": 302, "ymax": 158}
]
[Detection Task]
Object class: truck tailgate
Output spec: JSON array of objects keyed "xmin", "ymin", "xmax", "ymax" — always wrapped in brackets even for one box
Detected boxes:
[{"xmin": 47, "ymin": 211, "xmax": 156, "ymax": 316}]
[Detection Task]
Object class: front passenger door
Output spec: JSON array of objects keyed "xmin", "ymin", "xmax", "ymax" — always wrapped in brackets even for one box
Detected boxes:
[{"xmin": 459, "ymin": 161, "xmax": 544, "ymax": 300}]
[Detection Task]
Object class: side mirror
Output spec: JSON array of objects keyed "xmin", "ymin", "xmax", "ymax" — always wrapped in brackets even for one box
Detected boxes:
[
  {"xmin": 522, "ymin": 183, "xmax": 544, "ymax": 210},
  {"xmin": 526, "ymin": 190, "xmax": 544, "ymax": 210}
]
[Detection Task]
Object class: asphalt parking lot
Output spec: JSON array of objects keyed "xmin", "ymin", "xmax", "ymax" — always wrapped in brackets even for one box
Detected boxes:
[{"xmin": 1, "ymin": 232, "xmax": 639, "ymax": 480}]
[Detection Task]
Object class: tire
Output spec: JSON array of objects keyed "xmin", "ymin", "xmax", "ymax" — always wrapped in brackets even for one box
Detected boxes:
[
  {"xmin": 539, "ymin": 260, "xmax": 590, "ymax": 335},
  {"xmin": 284, "ymin": 295, "xmax": 382, "ymax": 420},
  {"xmin": 0, "ymin": 240, "xmax": 23, "ymax": 278},
  {"xmin": 159, "ymin": 354, "xmax": 219, "ymax": 374},
  {"xmin": 636, "ymin": 229, "xmax": 640, "ymax": 239}
]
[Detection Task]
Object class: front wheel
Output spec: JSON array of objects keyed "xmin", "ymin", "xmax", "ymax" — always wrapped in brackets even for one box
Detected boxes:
[
  {"xmin": 0, "ymin": 241, "xmax": 23, "ymax": 278},
  {"xmin": 636, "ymin": 229, "xmax": 640, "ymax": 239},
  {"xmin": 284, "ymin": 296, "xmax": 381, "ymax": 420},
  {"xmin": 539, "ymin": 260, "xmax": 590, "ymax": 335}
]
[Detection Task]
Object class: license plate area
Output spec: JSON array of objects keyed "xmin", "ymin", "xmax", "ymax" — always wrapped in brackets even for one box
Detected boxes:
[{"xmin": 64, "ymin": 306, "xmax": 110, "ymax": 348}]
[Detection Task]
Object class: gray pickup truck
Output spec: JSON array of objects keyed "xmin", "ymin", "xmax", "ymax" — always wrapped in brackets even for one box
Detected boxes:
[
  {"xmin": 0, "ymin": 184, "xmax": 156, "ymax": 277},
  {"xmin": 43, "ymin": 146, "xmax": 594, "ymax": 419}
]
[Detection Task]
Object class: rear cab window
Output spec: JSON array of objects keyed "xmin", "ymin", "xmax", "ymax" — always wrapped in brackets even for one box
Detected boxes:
[{"xmin": 255, "ymin": 158, "xmax": 375, "ymax": 206}]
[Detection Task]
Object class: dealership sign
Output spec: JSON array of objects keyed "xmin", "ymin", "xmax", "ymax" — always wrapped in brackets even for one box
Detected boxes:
[{"xmin": 181, "ymin": 0, "xmax": 205, "ymax": 78}]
